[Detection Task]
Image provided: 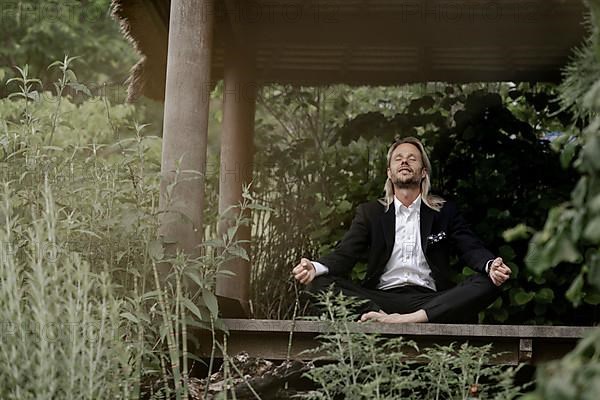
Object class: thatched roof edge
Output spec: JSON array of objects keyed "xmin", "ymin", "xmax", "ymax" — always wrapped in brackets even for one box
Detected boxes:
[{"xmin": 110, "ymin": 0, "xmax": 170, "ymax": 102}]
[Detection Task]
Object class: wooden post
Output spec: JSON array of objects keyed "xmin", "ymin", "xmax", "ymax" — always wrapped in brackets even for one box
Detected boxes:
[
  {"xmin": 216, "ymin": 36, "xmax": 257, "ymax": 317},
  {"xmin": 159, "ymin": 0, "xmax": 214, "ymax": 260}
]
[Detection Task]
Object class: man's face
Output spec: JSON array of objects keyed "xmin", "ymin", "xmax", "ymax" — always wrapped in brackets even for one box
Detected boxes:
[{"xmin": 387, "ymin": 143, "xmax": 426, "ymax": 188}]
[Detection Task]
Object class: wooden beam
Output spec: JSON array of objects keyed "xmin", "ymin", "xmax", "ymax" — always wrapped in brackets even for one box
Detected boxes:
[
  {"xmin": 192, "ymin": 319, "xmax": 594, "ymax": 364},
  {"xmin": 215, "ymin": 34, "xmax": 258, "ymax": 317},
  {"xmin": 250, "ymin": 68, "xmax": 565, "ymax": 86},
  {"xmin": 158, "ymin": 0, "xmax": 215, "ymax": 259}
]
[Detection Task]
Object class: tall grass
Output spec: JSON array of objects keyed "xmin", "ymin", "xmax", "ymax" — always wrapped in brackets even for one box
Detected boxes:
[
  {"xmin": 0, "ymin": 59, "xmax": 245, "ymax": 399},
  {"xmin": 0, "ymin": 180, "xmax": 135, "ymax": 399}
]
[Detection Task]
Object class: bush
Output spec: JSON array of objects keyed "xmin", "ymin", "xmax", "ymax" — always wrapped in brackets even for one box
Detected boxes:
[
  {"xmin": 301, "ymin": 292, "xmax": 523, "ymax": 400},
  {"xmin": 251, "ymin": 83, "xmax": 584, "ymax": 324},
  {"xmin": 0, "ymin": 59, "xmax": 238, "ymax": 399}
]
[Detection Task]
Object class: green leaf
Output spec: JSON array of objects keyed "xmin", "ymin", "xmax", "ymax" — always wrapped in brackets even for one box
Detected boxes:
[
  {"xmin": 227, "ymin": 245, "xmax": 249, "ymax": 261},
  {"xmin": 560, "ymin": 140, "xmax": 578, "ymax": 168},
  {"xmin": 565, "ymin": 274, "xmax": 585, "ymax": 306},
  {"xmin": 202, "ymin": 238, "xmax": 225, "ymax": 248},
  {"xmin": 184, "ymin": 270, "xmax": 206, "ymax": 288},
  {"xmin": 181, "ymin": 298, "xmax": 204, "ymax": 321},
  {"xmin": 187, "ymin": 353, "xmax": 208, "ymax": 366},
  {"xmin": 498, "ymin": 245, "xmax": 516, "ymax": 261},
  {"xmin": 337, "ymin": 200, "xmax": 352, "ymax": 213},
  {"xmin": 510, "ymin": 288, "xmax": 535, "ymax": 306},
  {"xmin": 227, "ymin": 225, "xmax": 238, "ymax": 241},
  {"xmin": 67, "ymin": 82, "xmax": 91, "ymax": 97},
  {"xmin": 587, "ymin": 253, "xmax": 600, "ymax": 290},
  {"xmin": 120, "ymin": 312, "xmax": 139, "ymax": 324},
  {"xmin": 246, "ymin": 203, "xmax": 273, "ymax": 212},
  {"xmin": 141, "ymin": 290, "xmax": 161, "ymax": 301},
  {"xmin": 493, "ymin": 308, "xmax": 509, "ymax": 322},
  {"xmin": 582, "ymin": 216, "xmax": 600, "ymax": 242},
  {"xmin": 584, "ymin": 292, "xmax": 600, "ymax": 305},
  {"xmin": 489, "ymin": 296, "xmax": 503, "ymax": 309},
  {"xmin": 159, "ymin": 323, "xmax": 170, "ymax": 343},
  {"xmin": 589, "ymin": 193, "xmax": 600, "ymax": 213},
  {"xmin": 148, "ymin": 239, "xmax": 164, "ymax": 260},
  {"xmin": 548, "ymin": 233, "xmax": 581, "ymax": 267},
  {"xmin": 47, "ymin": 60, "xmax": 63, "ymax": 69},
  {"xmin": 535, "ymin": 288, "xmax": 554, "ymax": 304},
  {"xmin": 65, "ymin": 69, "xmax": 77, "ymax": 83},
  {"xmin": 202, "ymin": 289, "xmax": 219, "ymax": 317},
  {"xmin": 525, "ymin": 242, "xmax": 549, "ymax": 275},
  {"xmin": 502, "ymin": 223, "xmax": 533, "ymax": 242},
  {"xmin": 583, "ymin": 133, "xmax": 600, "ymax": 170}
]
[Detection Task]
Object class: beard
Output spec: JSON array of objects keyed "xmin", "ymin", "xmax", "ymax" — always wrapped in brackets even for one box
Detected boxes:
[{"xmin": 391, "ymin": 168, "xmax": 423, "ymax": 189}]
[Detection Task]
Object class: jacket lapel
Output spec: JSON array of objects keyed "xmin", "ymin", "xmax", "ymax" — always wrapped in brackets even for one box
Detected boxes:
[
  {"xmin": 381, "ymin": 202, "xmax": 395, "ymax": 250},
  {"xmin": 420, "ymin": 201, "xmax": 435, "ymax": 253}
]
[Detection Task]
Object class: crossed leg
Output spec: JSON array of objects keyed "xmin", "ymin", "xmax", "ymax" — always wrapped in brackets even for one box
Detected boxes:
[{"xmin": 307, "ymin": 274, "xmax": 499, "ymax": 323}]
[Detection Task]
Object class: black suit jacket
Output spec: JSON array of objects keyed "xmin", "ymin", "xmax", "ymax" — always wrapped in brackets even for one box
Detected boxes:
[{"xmin": 316, "ymin": 199, "xmax": 494, "ymax": 291}]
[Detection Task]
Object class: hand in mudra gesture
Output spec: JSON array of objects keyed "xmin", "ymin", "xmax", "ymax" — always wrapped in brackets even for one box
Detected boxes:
[
  {"xmin": 292, "ymin": 258, "xmax": 316, "ymax": 285},
  {"xmin": 489, "ymin": 257, "xmax": 511, "ymax": 286}
]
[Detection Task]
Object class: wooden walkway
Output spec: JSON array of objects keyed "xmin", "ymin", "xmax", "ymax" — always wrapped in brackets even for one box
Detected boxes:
[{"xmin": 195, "ymin": 319, "xmax": 596, "ymax": 365}]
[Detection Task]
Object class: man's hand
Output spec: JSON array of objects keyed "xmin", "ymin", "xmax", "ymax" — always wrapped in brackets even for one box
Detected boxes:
[
  {"xmin": 292, "ymin": 258, "xmax": 316, "ymax": 285},
  {"xmin": 489, "ymin": 257, "xmax": 512, "ymax": 286}
]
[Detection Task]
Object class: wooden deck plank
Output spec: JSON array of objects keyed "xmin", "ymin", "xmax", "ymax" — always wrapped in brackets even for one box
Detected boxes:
[
  {"xmin": 192, "ymin": 319, "xmax": 596, "ymax": 365},
  {"xmin": 220, "ymin": 319, "xmax": 594, "ymax": 338}
]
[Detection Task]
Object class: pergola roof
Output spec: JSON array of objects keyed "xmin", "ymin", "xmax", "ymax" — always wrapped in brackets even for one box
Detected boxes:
[{"xmin": 112, "ymin": 0, "xmax": 587, "ymax": 102}]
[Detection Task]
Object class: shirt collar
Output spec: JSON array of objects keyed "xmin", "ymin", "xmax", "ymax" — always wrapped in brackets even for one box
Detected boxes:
[{"xmin": 393, "ymin": 194, "xmax": 422, "ymax": 216}]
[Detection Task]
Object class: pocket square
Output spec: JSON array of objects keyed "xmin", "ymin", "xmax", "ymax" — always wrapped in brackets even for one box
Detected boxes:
[{"xmin": 427, "ymin": 231, "xmax": 446, "ymax": 244}]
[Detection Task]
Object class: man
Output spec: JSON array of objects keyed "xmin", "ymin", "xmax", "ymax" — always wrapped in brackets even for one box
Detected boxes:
[{"xmin": 292, "ymin": 136, "xmax": 511, "ymax": 323}]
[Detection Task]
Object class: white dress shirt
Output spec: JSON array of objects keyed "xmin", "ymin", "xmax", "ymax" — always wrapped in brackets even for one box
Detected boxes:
[
  {"xmin": 378, "ymin": 195, "xmax": 436, "ymax": 291},
  {"xmin": 313, "ymin": 195, "xmax": 437, "ymax": 291}
]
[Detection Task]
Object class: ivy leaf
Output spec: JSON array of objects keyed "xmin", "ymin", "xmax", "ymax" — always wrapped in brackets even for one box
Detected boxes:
[
  {"xmin": 499, "ymin": 245, "xmax": 516, "ymax": 261},
  {"xmin": 510, "ymin": 288, "xmax": 535, "ymax": 306},
  {"xmin": 535, "ymin": 288, "xmax": 554, "ymax": 304}
]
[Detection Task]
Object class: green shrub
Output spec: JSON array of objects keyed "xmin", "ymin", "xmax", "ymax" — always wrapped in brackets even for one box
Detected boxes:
[
  {"xmin": 301, "ymin": 292, "xmax": 522, "ymax": 400},
  {"xmin": 0, "ymin": 182, "xmax": 135, "ymax": 399},
  {"xmin": 0, "ymin": 59, "xmax": 234, "ymax": 399},
  {"xmin": 251, "ymin": 83, "xmax": 580, "ymax": 324}
]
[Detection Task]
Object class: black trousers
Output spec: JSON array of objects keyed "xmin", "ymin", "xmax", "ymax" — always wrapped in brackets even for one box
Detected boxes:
[{"xmin": 307, "ymin": 273, "xmax": 500, "ymax": 323}]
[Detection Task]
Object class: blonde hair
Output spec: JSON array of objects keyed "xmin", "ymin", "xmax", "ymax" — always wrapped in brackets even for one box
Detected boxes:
[{"xmin": 378, "ymin": 137, "xmax": 446, "ymax": 212}]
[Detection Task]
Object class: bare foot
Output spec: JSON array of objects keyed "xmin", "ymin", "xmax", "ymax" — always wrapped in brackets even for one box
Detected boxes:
[{"xmin": 360, "ymin": 309, "xmax": 428, "ymax": 324}]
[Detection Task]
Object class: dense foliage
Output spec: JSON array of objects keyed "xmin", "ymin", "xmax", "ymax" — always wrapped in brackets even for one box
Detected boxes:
[
  {"xmin": 525, "ymin": 5, "xmax": 600, "ymax": 310},
  {"xmin": 251, "ymin": 83, "xmax": 594, "ymax": 325},
  {"xmin": 2, "ymin": 0, "xmax": 600, "ymax": 397},
  {"xmin": 0, "ymin": 0, "xmax": 135, "ymax": 93},
  {"xmin": 301, "ymin": 292, "xmax": 523, "ymax": 400},
  {"xmin": 0, "ymin": 59, "xmax": 252, "ymax": 398},
  {"xmin": 520, "ymin": 0, "xmax": 600, "ymax": 397}
]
